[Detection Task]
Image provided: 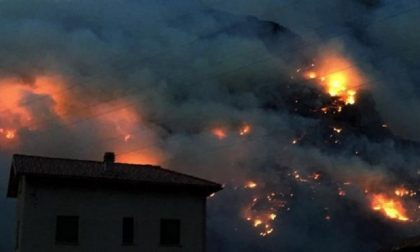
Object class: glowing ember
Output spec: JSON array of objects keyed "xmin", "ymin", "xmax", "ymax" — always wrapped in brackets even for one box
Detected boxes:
[
  {"xmin": 212, "ymin": 128, "xmax": 227, "ymax": 140},
  {"xmin": 254, "ymin": 219, "xmax": 262, "ymax": 227},
  {"xmin": 269, "ymin": 213, "xmax": 277, "ymax": 220},
  {"xmin": 0, "ymin": 128, "xmax": 16, "ymax": 140},
  {"xmin": 333, "ymin": 127, "xmax": 342, "ymax": 133},
  {"xmin": 5, "ymin": 130, "xmax": 15, "ymax": 139},
  {"xmin": 306, "ymin": 71, "xmax": 317, "ymax": 79},
  {"xmin": 245, "ymin": 211, "xmax": 278, "ymax": 237},
  {"xmin": 124, "ymin": 134, "xmax": 132, "ymax": 142},
  {"xmin": 245, "ymin": 181, "xmax": 258, "ymax": 189},
  {"xmin": 242, "ymin": 187, "xmax": 286, "ymax": 237},
  {"xmin": 338, "ymin": 188, "xmax": 346, "ymax": 197},
  {"xmin": 312, "ymin": 173, "xmax": 321, "ymax": 180},
  {"xmin": 239, "ymin": 124, "xmax": 252, "ymax": 136},
  {"xmin": 371, "ymin": 194, "xmax": 409, "ymax": 222},
  {"xmin": 394, "ymin": 188, "xmax": 410, "ymax": 197}
]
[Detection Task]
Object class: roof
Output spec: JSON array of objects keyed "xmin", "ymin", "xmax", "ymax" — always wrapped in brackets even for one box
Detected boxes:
[
  {"xmin": 379, "ymin": 236, "xmax": 420, "ymax": 252},
  {"xmin": 7, "ymin": 154, "xmax": 222, "ymax": 197}
]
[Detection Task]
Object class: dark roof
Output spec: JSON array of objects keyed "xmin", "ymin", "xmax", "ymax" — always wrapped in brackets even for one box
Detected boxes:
[
  {"xmin": 7, "ymin": 154, "xmax": 222, "ymax": 197},
  {"xmin": 379, "ymin": 236, "xmax": 420, "ymax": 252}
]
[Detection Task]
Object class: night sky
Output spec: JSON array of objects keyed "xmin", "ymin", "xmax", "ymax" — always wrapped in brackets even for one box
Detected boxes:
[{"xmin": 1, "ymin": 0, "xmax": 420, "ymax": 251}]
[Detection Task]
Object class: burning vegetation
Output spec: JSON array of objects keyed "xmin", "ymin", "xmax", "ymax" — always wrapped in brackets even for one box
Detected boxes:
[
  {"xmin": 371, "ymin": 194, "xmax": 409, "ymax": 222},
  {"xmin": 302, "ymin": 52, "xmax": 362, "ymax": 106},
  {"xmin": 231, "ymin": 51, "xmax": 420, "ymax": 237},
  {"xmin": 1, "ymin": 50, "xmax": 419, "ymax": 241},
  {"xmin": 0, "ymin": 75, "xmax": 69, "ymax": 145}
]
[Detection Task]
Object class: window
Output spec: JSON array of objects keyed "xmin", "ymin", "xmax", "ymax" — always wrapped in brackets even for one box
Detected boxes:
[
  {"xmin": 122, "ymin": 217, "xmax": 134, "ymax": 245},
  {"xmin": 160, "ymin": 219, "xmax": 180, "ymax": 246},
  {"xmin": 55, "ymin": 216, "xmax": 79, "ymax": 244}
]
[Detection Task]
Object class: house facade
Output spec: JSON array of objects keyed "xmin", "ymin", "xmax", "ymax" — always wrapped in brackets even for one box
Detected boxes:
[{"xmin": 7, "ymin": 153, "xmax": 222, "ymax": 252}]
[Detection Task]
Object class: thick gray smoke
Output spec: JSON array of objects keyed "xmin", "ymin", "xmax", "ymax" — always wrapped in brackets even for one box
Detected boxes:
[{"xmin": 1, "ymin": 0, "xmax": 420, "ymax": 251}]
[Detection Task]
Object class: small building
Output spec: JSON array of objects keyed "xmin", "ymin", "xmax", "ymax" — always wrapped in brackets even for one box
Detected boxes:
[
  {"xmin": 7, "ymin": 153, "xmax": 222, "ymax": 252},
  {"xmin": 378, "ymin": 236, "xmax": 420, "ymax": 252}
]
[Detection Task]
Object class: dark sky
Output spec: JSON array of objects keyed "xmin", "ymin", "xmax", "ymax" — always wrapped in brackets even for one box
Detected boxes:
[{"xmin": 1, "ymin": 0, "xmax": 420, "ymax": 251}]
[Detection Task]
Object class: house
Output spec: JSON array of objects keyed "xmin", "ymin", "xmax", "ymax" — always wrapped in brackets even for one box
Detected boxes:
[
  {"xmin": 378, "ymin": 235, "xmax": 420, "ymax": 252},
  {"xmin": 7, "ymin": 153, "xmax": 222, "ymax": 252}
]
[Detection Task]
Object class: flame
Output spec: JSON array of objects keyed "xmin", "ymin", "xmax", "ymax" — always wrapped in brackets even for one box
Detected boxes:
[
  {"xmin": 239, "ymin": 124, "xmax": 252, "ymax": 136},
  {"xmin": 306, "ymin": 71, "xmax": 317, "ymax": 79},
  {"xmin": 269, "ymin": 213, "xmax": 277, "ymax": 220},
  {"xmin": 304, "ymin": 52, "xmax": 363, "ymax": 105},
  {"xmin": 245, "ymin": 181, "xmax": 257, "ymax": 189},
  {"xmin": 94, "ymin": 102, "xmax": 165, "ymax": 166},
  {"xmin": 395, "ymin": 188, "xmax": 410, "ymax": 197},
  {"xmin": 116, "ymin": 149, "xmax": 163, "ymax": 166},
  {"xmin": 212, "ymin": 128, "xmax": 227, "ymax": 140},
  {"xmin": 124, "ymin": 134, "xmax": 132, "ymax": 142},
  {"xmin": 0, "ymin": 75, "xmax": 69, "ymax": 143},
  {"xmin": 96, "ymin": 104, "xmax": 140, "ymax": 142},
  {"xmin": 371, "ymin": 194, "xmax": 409, "ymax": 222},
  {"xmin": 244, "ymin": 210, "xmax": 278, "ymax": 237},
  {"xmin": 242, "ymin": 188, "xmax": 286, "ymax": 237},
  {"xmin": 0, "ymin": 128, "xmax": 16, "ymax": 140}
]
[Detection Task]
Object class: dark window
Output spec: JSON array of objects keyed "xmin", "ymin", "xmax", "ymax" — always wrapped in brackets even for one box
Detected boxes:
[
  {"xmin": 122, "ymin": 217, "xmax": 134, "ymax": 245},
  {"xmin": 160, "ymin": 219, "xmax": 180, "ymax": 245},
  {"xmin": 55, "ymin": 216, "xmax": 79, "ymax": 244}
]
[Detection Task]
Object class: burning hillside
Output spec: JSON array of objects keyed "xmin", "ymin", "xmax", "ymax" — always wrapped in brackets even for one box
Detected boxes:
[{"xmin": 1, "ymin": 1, "xmax": 420, "ymax": 252}]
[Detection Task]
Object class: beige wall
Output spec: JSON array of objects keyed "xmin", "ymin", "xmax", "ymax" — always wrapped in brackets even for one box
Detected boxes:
[{"xmin": 17, "ymin": 177, "xmax": 206, "ymax": 252}]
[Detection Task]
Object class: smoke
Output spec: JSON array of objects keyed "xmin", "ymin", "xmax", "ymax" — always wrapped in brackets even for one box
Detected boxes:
[{"xmin": 1, "ymin": 0, "xmax": 420, "ymax": 251}]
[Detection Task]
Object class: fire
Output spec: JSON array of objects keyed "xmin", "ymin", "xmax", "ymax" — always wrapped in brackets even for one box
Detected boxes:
[
  {"xmin": 94, "ymin": 102, "xmax": 165, "ymax": 166},
  {"xmin": 371, "ymin": 194, "xmax": 409, "ymax": 222},
  {"xmin": 303, "ymin": 52, "xmax": 363, "ymax": 105},
  {"xmin": 254, "ymin": 219, "xmax": 262, "ymax": 227},
  {"xmin": 212, "ymin": 128, "xmax": 227, "ymax": 140},
  {"xmin": 116, "ymin": 149, "xmax": 163, "ymax": 166},
  {"xmin": 244, "ymin": 210, "xmax": 278, "ymax": 237},
  {"xmin": 5, "ymin": 130, "xmax": 16, "ymax": 139},
  {"xmin": 338, "ymin": 188, "xmax": 346, "ymax": 197},
  {"xmin": 96, "ymin": 104, "xmax": 140, "ymax": 143},
  {"xmin": 306, "ymin": 71, "xmax": 317, "ymax": 79},
  {"xmin": 242, "ymin": 186, "xmax": 286, "ymax": 237},
  {"xmin": 124, "ymin": 134, "xmax": 132, "ymax": 142},
  {"xmin": 244, "ymin": 181, "xmax": 258, "ymax": 189},
  {"xmin": 0, "ymin": 128, "xmax": 16, "ymax": 140},
  {"xmin": 395, "ymin": 188, "xmax": 410, "ymax": 197},
  {"xmin": 0, "ymin": 75, "xmax": 69, "ymax": 143},
  {"xmin": 239, "ymin": 124, "xmax": 252, "ymax": 136}
]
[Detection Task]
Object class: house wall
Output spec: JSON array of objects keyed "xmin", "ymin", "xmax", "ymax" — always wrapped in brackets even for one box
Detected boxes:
[
  {"xmin": 17, "ymin": 178, "xmax": 206, "ymax": 252},
  {"xmin": 15, "ymin": 176, "xmax": 26, "ymax": 252}
]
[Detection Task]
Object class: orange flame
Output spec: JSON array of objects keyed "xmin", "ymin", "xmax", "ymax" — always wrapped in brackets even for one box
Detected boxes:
[
  {"xmin": 239, "ymin": 124, "xmax": 252, "ymax": 136},
  {"xmin": 394, "ymin": 187, "xmax": 410, "ymax": 197},
  {"xmin": 371, "ymin": 194, "xmax": 409, "ymax": 222},
  {"xmin": 304, "ymin": 52, "xmax": 363, "ymax": 105},
  {"xmin": 116, "ymin": 150, "xmax": 163, "ymax": 166},
  {"xmin": 95, "ymin": 104, "xmax": 140, "ymax": 143},
  {"xmin": 0, "ymin": 75, "xmax": 69, "ymax": 143},
  {"xmin": 212, "ymin": 128, "xmax": 227, "ymax": 140},
  {"xmin": 244, "ymin": 181, "xmax": 257, "ymax": 189}
]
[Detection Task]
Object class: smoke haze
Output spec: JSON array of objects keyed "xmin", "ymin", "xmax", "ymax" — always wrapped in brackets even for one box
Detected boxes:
[{"xmin": 1, "ymin": 0, "xmax": 420, "ymax": 251}]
